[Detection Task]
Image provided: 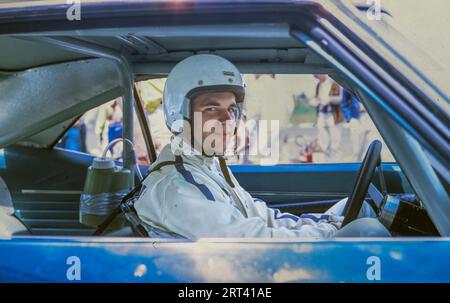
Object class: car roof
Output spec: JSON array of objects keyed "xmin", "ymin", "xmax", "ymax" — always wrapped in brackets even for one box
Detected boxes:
[
  {"xmin": 0, "ymin": 8, "xmax": 337, "ymax": 148},
  {"xmin": 0, "ymin": 24, "xmax": 321, "ymax": 72}
]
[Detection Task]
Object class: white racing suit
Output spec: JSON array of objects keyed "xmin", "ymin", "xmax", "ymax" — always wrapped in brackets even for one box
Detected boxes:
[{"xmin": 134, "ymin": 143, "xmax": 378, "ymax": 239}]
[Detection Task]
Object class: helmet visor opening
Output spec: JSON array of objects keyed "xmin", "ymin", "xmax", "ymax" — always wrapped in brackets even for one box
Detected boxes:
[{"xmin": 186, "ymin": 84, "xmax": 245, "ymax": 104}]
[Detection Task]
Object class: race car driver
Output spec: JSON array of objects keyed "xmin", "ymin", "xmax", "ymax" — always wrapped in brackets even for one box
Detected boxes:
[{"xmin": 134, "ymin": 54, "xmax": 388, "ymax": 239}]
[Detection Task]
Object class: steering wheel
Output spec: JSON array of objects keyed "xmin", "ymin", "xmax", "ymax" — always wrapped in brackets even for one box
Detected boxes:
[{"xmin": 341, "ymin": 140, "xmax": 382, "ymax": 227}]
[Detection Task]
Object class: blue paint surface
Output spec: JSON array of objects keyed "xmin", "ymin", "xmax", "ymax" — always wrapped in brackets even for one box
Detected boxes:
[
  {"xmin": 0, "ymin": 149, "xmax": 5, "ymax": 169},
  {"xmin": 1, "ymin": 236, "xmax": 449, "ymax": 283},
  {"xmin": 229, "ymin": 163, "xmax": 399, "ymax": 173}
]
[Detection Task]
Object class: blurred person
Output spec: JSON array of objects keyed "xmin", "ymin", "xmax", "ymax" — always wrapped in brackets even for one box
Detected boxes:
[
  {"xmin": 106, "ymin": 99, "xmax": 123, "ymax": 158},
  {"xmin": 57, "ymin": 119, "xmax": 86, "ymax": 152},
  {"xmin": 94, "ymin": 103, "xmax": 109, "ymax": 152},
  {"xmin": 309, "ymin": 75, "xmax": 344, "ymax": 162},
  {"xmin": 83, "ymin": 107, "xmax": 104, "ymax": 156},
  {"xmin": 340, "ymin": 88, "xmax": 368, "ymax": 162}
]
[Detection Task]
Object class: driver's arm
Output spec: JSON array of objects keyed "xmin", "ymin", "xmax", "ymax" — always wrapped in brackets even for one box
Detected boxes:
[
  {"xmin": 135, "ymin": 172, "xmax": 340, "ymax": 239},
  {"xmin": 248, "ymin": 196, "xmax": 343, "ymax": 234}
]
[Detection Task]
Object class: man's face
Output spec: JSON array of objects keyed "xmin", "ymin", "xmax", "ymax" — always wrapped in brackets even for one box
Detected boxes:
[{"xmin": 190, "ymin": 91, "xmax": 239, "ymax": 156}]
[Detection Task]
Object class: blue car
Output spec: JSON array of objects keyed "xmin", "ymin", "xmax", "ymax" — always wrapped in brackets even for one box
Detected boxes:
[{"xmin": 0, "ymin": 0, "xmax": 448, "ymax": 282}]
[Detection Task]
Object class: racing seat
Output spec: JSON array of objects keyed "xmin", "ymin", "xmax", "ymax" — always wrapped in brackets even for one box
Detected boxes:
[
  {"xmin": 95, "ymin": 159, "xmax": 187, "ymax": 239},
  {"xmin": 0, "ymin": 206, "xmax": 30, "ymax": 237},
  {"xmin": 0, "ymin": 178, "xmax": 30, "ymax": 237}
]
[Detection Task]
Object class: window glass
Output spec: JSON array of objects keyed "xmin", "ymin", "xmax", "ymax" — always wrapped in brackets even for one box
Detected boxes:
[
  {"xmin": 55, "ymin": 98, "xmax": 152, "ymax": 165},
  {"xmin": 229, "ymin": 74, "xmax": 394, "ymax": 165},
  {"xmin": 56, "ymin": 75, "xmax": 394, "ymax": 165},
  {"xmin": 56, "ymin": 98, "xmax": 120, "ymax": 156}
]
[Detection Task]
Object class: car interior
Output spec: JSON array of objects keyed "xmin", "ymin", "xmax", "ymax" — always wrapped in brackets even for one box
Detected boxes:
[{"xmin": 0, "ymin": 23, "xmax": 443, "ymax": 238}]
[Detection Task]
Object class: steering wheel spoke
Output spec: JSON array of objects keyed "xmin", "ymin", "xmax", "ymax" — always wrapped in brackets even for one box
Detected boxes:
[{"xmin": 341, "ymin": 140, "xmax": 382, "ymax": 227}]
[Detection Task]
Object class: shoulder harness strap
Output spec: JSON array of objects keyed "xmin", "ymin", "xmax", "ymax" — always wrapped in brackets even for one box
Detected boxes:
[{"xmin": 93, "ymin": 159, "xmax": 181, "ymax": 236}]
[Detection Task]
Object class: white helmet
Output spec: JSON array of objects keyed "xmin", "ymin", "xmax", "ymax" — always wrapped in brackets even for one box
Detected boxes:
[{"xmin": 163, "ymin": 54, "xmax": 245, "ymax": 133}]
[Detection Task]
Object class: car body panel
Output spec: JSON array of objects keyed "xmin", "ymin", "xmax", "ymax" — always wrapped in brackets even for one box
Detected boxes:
[{"xmin": 1, "ymin": 236, "xmax": 450, "ymax": 282}]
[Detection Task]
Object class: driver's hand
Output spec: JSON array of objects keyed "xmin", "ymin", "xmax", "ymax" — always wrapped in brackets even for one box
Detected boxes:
[{"xmin": 327, "ymin": 215, "xmax": 345, "ymax": 230}]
